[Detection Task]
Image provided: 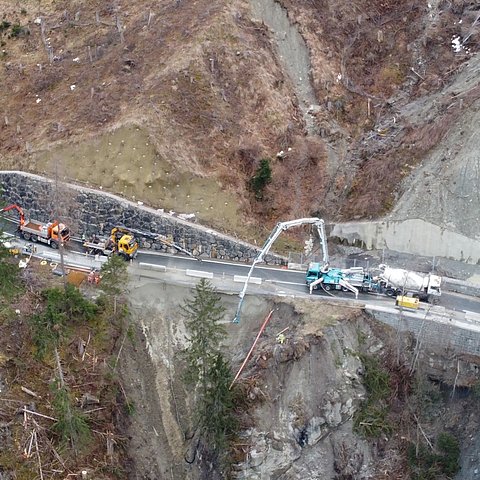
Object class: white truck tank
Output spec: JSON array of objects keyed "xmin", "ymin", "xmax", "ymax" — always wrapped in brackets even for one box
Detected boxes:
[{"xmin": 378, "ymin": 265, "xmax": 442, "ymax": 297}]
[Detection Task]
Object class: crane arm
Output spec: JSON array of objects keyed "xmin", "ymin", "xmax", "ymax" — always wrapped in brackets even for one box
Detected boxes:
[
  {"xmin": 0, "ymin": 204, "xmax": 25, "ymax": 226},
  {"xmin": 127, "ymin": 227, "xmax": 197, "ymax": 258},
  {"xmin": 234, "ymin": 217, "xmax": 329, "ymax": 323},
  {"xmin": 256, "ymin": 218, "xmax": 328, "ymax": 264}
]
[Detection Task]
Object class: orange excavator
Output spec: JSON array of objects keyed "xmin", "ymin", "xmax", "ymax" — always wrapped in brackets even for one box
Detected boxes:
[{"xmin": 0, "ymin": 204, "xmax": 70, "ymax": 249}]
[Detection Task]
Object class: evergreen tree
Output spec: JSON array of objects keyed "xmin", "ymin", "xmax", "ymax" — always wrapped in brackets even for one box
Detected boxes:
[
  {"xmin": 100, "ymin": 254, "xmax": 128, "ymax": 313},
  {"xmin": 201, "ymin": 353, "xmax": 237, "ymax": 452},
  {"xmin": 182, "ymin": 278, "xmax": 226, "ymax": 391},
  {"xmin": 181, "ymin": 280, "xmax": 237, "ymax": 470}
]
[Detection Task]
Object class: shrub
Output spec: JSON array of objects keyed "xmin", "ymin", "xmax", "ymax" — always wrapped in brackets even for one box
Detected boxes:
[
  {"xmin": 249, "ymin": 159, "xmax": 272, "ymax": 200},
  {"xmin": 407, "ymin": 432, "xmax": 460, "ymax": 479},
  {"xmin": 437, "ymin": 432, "xmax": 460, "ymax": 476},
  {"xmin": 0, "ymin": 237, "xmax": 20, "ymax": 299},
  {"xmin": 353, "ymin": 354, "xmax": 392, "ymax": 437},
  {"xmin": 9, "ymin": 24, "xmax": 28, "ymax": 38},
  {"xmin": 29, "ymin": 285, "xmax": 98, "ymax": 358},
  {"xmin": 0, "ymin": 21, "xmax": 11, "ymax": 33}
]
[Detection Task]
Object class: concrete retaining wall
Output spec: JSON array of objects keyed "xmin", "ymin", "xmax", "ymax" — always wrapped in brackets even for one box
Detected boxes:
[
  {"xmin": 0, "ymin": 171, "xmax": 282, "ymax": 264},
  {"xmin": 330, "ymin": 219, "xmax": 480, "ymax": 265},
  {"xmin": 369, "ymin": 308, "xmax": 480, "ymax": 356}
]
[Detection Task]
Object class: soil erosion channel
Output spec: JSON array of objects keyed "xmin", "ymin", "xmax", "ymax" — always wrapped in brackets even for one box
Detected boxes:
[{"xmin": 250, "ymin": 0, "xmax": 318, "ymax": 133}]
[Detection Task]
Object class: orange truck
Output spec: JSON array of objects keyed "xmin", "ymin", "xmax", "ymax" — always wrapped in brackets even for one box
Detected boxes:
[{"xmin": 0, "ymin": 204, "xmax": 70, "ymax": 249}]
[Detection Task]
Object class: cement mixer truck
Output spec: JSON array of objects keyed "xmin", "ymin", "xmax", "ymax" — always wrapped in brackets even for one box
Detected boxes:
[
  {"xmin": 305, "ymin": 263, "xmax": 442, "ymax": 304},
  {"xmin": 377, "ymin": 264, "xmax": 442, "ymax": 304}
]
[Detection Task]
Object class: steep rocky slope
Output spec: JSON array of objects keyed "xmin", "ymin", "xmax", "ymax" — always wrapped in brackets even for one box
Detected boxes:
[
  {"xmin": 124, "ymin": 280, "xmax": 480, "ymax": 479},
  {"xmin": 0, "ymin": 0, "xmax": 479, "ymax": 236}
]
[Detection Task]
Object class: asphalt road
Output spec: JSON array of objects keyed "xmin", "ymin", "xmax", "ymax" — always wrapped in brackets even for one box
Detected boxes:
[
  {"xmin": 135, "ymin": 251, "xmax": 480, "ymax": 314},
  {"xmin": 2, "ymin": 217, "xmax": 480, "ymax": 314}
]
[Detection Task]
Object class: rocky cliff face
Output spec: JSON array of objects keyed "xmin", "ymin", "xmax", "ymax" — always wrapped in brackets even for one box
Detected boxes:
[
  {"xmin": 222, "ymin": 299, "xmax": 480, "ymax": 479},
  {"xmin": 231, "ymin": 302, "xmax": 381, "ymax": 479}
]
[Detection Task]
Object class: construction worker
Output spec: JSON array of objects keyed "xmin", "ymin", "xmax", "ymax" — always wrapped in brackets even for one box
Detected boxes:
[{"xmin": 276, "ymin": 333, "xmax": 286, "ymax": 344}]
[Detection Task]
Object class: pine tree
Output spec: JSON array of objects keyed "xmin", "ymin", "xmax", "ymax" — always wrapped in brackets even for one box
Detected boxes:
[
  {"xmin": 182, "ymin": 278, "xmax": 226, "ymax": 391},
  {"xmin": 201, "ymin": 353, "xmax": 237, "ymax": 452},
  {"xmin": 249, "ymin": 158, "xmax": 272, "ymax": 200},
  {"xmin": 181, "ymin": 280, "xmax": 237, "ymax": 470}
]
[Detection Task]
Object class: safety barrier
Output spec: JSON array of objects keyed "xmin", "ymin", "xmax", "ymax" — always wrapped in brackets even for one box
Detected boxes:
[
  {"xmin": 186, "ymin": 269, "xmax": 214, "ymax": 279},
  {"xmin": 138, "ymin": 262, "xmax": 167, "ymax": 272},
  {"xmin": 233, "ymin": 275, "xmax": 262, "ymax": 285}
]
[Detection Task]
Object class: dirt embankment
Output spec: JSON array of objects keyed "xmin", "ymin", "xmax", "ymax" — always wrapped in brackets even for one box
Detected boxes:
[{"xmin": 0, "ymin": 0, "xmax": 328, "ymax": 238}]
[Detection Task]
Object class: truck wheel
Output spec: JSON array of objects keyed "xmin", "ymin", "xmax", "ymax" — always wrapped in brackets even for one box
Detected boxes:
[
  {"xmin": 50, "ymin": 241, "xmax": 58, "ymax": 249},
  {"xmin": 324, "ymin": 284, "xmax": 332, "ymax": 291},
  {"xmin": 23, "ymin": 232, "xmax": 31, "ymax": 241},
  {"xmin": 31, "ymin": 234, "xmax": 38, "ymax": 243},
  {"xmin": 341, "ymin": 286, "xmax": 349, "ymax": 292},
  {"xmin": 385, "ymin": 288, "xmax": 395, "ymax": 297}
]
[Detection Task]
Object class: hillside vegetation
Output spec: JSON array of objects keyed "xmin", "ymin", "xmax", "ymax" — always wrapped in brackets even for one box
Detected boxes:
[{"xmin": 0, "ymin": 0, "xmax": 479, "ymax": 237}]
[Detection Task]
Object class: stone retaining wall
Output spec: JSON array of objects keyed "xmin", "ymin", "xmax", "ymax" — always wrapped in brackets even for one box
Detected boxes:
[{"xmin": 0, "ymin": 171, "xmax": 282, "ymax": 264}]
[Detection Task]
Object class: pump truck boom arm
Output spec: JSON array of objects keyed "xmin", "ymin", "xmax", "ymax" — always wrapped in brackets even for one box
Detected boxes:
[
  {"xmin": 234, "ymin": 217, "xmax": 329, "ymax": 323},
  {"xmin": 255, "ymin": 217, "xmax": 329, "ymax": 265}
]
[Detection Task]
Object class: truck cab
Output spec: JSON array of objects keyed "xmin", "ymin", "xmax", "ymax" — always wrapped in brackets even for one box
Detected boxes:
[{"xmin": 306, "ymin": 262, "xmax": 322, "ymax": 285}]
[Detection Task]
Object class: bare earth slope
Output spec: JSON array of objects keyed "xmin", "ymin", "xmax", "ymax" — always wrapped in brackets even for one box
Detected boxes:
[
  {"xmin": 1, "ymin": 0, "xmax": 479, "ymax": 238},
  {"xmin": 391, "ymin": 54, "xmax": 480, "ymax": 239}
]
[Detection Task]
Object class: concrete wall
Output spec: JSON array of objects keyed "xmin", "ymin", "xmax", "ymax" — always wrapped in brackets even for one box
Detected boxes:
[
  {"xmin": 369, "ymin": 307, "xmax": 480, "ymax": 356},
  {"xmin": 0, "ymin": 171, "xmax": 282, "ymax": 263},
  {"xmin": 330, "ymin": 219, "xmax": 480, "ymax": 265}
]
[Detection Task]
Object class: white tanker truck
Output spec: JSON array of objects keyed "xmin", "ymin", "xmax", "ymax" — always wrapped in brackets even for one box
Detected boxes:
[{"xmin": 378, "ymin": 264, "xmax": 442, "ymax": 304}]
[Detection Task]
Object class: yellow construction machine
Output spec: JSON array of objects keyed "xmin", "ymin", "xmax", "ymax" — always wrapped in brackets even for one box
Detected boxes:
[
  {"xmin": 110, "ymin": 227, "xmax": 138, "ymax": 259},
  {"xmin": 83, "ymin": 227, "xmax": 138, "ymax": 260}
]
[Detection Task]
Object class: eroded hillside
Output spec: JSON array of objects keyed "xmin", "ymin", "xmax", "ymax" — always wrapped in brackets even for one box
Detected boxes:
[
  {"xmin": 0, "ymin": 0, "xmax": 479, "ymax": 237},
  {"xmin": 124, "ymin": 280, "xmax": 480, "ymax": 479}
]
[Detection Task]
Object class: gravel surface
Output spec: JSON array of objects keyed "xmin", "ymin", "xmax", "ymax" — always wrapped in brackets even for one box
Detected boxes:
[{"xmin": 392, "ymin": 55, "xmax": 480, "ymax": 239}]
